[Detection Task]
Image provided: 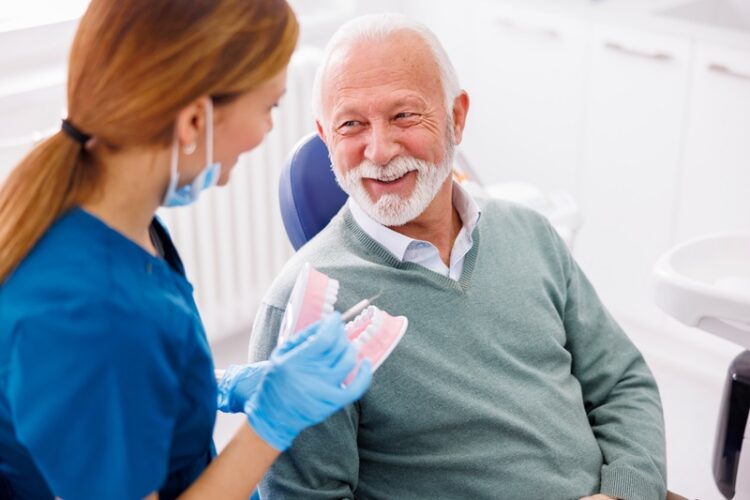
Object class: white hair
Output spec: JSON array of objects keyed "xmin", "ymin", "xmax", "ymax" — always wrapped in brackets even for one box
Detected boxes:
[{"xmin": 311, "ymin": 13, "xmax": 461, "ymax": 128}]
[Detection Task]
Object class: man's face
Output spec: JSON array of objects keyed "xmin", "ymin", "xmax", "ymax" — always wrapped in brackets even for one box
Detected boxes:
[{"xmin": 319, "ymin": 32, "xmax": 456, "ymax": 226}]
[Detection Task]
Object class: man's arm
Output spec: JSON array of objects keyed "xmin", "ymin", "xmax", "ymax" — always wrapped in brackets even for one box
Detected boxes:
[
  {"xmin": 554, "ymin": 227, "xmax": 668, "ymax": 500},
  {"xmin": 248, "ymin": 303, "xmax": 361, "ymax": 499}
]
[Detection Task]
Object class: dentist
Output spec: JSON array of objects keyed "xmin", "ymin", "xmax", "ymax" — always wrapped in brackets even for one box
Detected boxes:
[{"xmin": 0, "ymin": 0, "xmax": 371, "ymax": 499}]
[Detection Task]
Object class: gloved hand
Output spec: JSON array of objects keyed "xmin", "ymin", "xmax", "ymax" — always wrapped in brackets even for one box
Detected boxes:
[
  {"xmin": 216, "ymin": 361, "xmax": 270, "ymax": 413},
  {"xmin": 244, "ymin": 312, "xmax": 372, "ymax": 451}
]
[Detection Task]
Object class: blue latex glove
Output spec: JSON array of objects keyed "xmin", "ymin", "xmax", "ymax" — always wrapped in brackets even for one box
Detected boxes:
[
  {"xmin": 216, "ymin": 361, "xmax": 270, "ymax": 413},
  {"xmin": 244, "ymin": 312, "xmax": 372, "ymax": 451}
]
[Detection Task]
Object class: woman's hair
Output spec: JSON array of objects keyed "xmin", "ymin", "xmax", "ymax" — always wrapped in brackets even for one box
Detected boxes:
[
  {"xmin": 312, "ymin": 13, "xmax": 460, "ymax": 127},
  {"xmin": 0, "ymin": 0, "xmax": 298, "ymax": 283}
]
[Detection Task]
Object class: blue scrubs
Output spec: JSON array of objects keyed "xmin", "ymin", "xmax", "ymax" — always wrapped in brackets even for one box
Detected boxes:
[{"xmin": 0, "ymin": 208, "xmax": 217, "ymax": 499}]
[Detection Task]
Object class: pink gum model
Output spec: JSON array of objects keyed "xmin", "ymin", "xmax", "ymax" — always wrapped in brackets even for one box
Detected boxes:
[{"xmin": 278, "ymin": 263, "xmax": 408, "ymax": 382}]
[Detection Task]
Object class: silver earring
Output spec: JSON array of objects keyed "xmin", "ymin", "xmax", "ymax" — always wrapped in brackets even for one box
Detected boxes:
[{"xmin": 183, "ymin": 143, "xmax": 197, "ymax": 155}]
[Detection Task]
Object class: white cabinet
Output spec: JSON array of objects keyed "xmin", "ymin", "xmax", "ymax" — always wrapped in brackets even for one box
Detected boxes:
[
  {"xmin": 674, "ymin": 42, "xmax": 750, "ymax": 241},
  {"xmin": 575, "ymin": 24, "xmax": 692, "ymax": 318},
  {"xmin": 394, "ymin": 0, "xmax": 476, "ymax": 97},
  {"xmin": 461, "ymin": 2, "xmax": 587, "ymax": 194}
]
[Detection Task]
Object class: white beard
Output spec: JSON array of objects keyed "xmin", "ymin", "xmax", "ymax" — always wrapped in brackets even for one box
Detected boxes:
[{"xmin": 333, "ymin": 141, "xmax": 455, "ymax": 227}]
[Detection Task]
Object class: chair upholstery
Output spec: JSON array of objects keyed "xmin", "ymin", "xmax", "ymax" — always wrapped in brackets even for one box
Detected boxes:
[{"xmin": 278, "ymin": 132, "xmax": 347, "ymax": 250}]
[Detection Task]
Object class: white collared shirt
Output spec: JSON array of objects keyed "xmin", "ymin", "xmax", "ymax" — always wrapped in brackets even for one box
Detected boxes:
[{"xmin": 348, "ymin": 181, "xmax": 482, "ymax": 281}]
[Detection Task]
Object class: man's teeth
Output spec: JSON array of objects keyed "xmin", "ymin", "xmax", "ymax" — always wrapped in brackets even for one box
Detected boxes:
[{"xmin": 372, "ymin": 172, "xmax": 409, "ymax": 182}]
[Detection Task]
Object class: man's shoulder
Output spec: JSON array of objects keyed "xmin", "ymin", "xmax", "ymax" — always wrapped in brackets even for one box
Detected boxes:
[{"xmin": 476, "ymin": 195, "xmax": 551, "ymax": 231}]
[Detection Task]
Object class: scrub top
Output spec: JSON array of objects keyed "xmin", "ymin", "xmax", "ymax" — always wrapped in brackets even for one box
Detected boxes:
[{"xmin": 0, "ymin": 208, "xmax": 217, "ymax": 499}]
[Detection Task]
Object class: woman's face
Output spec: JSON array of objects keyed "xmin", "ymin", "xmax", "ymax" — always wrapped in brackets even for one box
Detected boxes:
[{"xmin": 212, "ymin": 68, "xmax": 288, "ymax": 185}]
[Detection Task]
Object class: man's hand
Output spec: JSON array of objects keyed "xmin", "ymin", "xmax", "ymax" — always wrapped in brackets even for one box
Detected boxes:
[{"xmin": 580, "ymin": 495, "xmax": 618, "ymax": 500}]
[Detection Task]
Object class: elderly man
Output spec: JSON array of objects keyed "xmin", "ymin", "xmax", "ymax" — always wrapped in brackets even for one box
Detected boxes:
[{"xmin": 249, "ymin": 13, "xmax": 667, "ymax": 500}]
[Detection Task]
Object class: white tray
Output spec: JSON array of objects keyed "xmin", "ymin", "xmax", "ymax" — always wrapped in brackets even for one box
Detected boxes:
[{"xmin": 654, "ymin": 234, "xmax": 750, "ymax": 349}]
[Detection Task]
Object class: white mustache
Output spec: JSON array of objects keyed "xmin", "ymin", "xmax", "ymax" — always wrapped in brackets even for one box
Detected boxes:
[{"xmin": 348, "ymin": 157, "xmax": 426, "ymax": 183}]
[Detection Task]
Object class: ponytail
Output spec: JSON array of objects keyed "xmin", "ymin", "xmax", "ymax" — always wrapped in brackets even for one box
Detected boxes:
[{"xmin": 0, "ymin": 132, "xmax": 93, "ymax": 283}]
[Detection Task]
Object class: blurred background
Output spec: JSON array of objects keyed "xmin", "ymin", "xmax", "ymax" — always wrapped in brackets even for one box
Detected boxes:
[{"xmin": 1, "ymin": 0, "xmax": 749, "ymax": 497}]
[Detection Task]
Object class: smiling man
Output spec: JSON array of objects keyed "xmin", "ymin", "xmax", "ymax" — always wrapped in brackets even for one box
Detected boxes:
[{"xmin": 248, "ymin": 13, "xmax": 667, "ymax": 500}]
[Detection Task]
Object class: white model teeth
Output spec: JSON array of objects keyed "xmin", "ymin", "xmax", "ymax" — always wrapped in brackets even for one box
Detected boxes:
[
  {"xmin": 346, "ymin": 306, "xmax": 377, "ymax": 341},
  {"xmin": 372, "ymin": 308, "xmax": 384, "ymax": 326},
  {"xmin": 354, "ymin": 322, "xmax": 375, "ymax": 344},
  {"xmin": 350, "ymin": 311, "xmax": 370, "ymax": 329},
  {"xmin": 361, "ymin": 323, "xmax": 378, "ymax": 342},
  {"xmin": 326, "ymin": 281, "xmax": 339, "ymax": 300},
  {"xmin": 360, "ymin": 306, "xmax": 376, "ymax": 323},
  {"xmin": 323, "ymin": 279, "xmax": 339, "ymax": 312}
]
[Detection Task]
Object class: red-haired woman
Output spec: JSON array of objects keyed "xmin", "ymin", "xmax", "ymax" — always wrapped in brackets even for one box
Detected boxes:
[{"xmin": 0, "ymin": 1, "xmax": 370, "ymax": 498}]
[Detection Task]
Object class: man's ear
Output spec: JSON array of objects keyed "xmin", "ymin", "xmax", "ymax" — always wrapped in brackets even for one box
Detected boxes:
[
  {"xmin": 451, "ymin": 91, "xmax": 470, "ymax": 145},
  {"xmin": 175, "ymin": 96, "xmax": 209, "ymax": 149},
  {"xmin": 315, "ymin": 120, "xmax": 327, "ymax": 143}
]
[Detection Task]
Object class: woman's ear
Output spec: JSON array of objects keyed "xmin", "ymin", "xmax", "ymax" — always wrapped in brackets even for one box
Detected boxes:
[{"xmin": 175, "ymin": 96, "xmax": 210, "ymax": 151}]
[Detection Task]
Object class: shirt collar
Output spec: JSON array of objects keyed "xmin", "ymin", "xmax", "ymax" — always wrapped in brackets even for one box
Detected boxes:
[{"xmin": 348, "ymin": 180, "xmax": 482, "ymax": 262}]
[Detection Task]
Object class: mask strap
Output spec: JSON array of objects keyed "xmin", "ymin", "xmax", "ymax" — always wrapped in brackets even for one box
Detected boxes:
[
  {"xmin": 206, "ymin": 98, "xmax": 214, "ymax": 167},
  {"xmin": 170, "ymin": 132, "xmax": 180, "ymax": 180}
]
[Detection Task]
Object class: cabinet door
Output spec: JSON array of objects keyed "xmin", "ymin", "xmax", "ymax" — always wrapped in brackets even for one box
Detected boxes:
[
  {"xmin": 674, "ymin": 42, "xmax": 750, "ymax": 241},
  {"xmin": 460, "ymin": 2, "xmax": 587, "ymax": 194},
  {"xmin": 395, "ymin": 0, "xmax": 476, "ymax": 97},
  {"xmin": 576, "ymin": 24, "xmax": 691, "ymax": 319}
]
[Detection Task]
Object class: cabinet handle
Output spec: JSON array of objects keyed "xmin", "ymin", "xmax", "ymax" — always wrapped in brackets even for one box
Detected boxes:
[
  {"xmin": 495, "ymin": 17, "xmax": 560, "ymax": 40},
  {"xmin": 708, "ymin": 63, "xmax": 750, "ymax": 82},
  {"xmin": 603, "ymin": 41, "xmax": 674, "ymax": 62}
]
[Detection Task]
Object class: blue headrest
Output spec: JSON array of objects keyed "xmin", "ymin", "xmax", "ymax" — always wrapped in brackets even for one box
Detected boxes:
[{"xmin": 279, "ymin": 133, "xmax": 348, "ymax": 250}]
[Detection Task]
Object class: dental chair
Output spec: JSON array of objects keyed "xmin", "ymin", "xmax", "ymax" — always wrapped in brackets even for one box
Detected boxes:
[
  {"xmin": 278, "ymin": 133, "xmax": 347, "ymax": 251},
  {"xmin": 715, "ymin": 351, "xmax": 750, "ymax": 499}
]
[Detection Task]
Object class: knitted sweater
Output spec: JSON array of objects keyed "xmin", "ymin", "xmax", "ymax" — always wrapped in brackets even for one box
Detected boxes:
[{"xmin": 249, "ymin": 199, "xmax": 666, "ymax": 500}]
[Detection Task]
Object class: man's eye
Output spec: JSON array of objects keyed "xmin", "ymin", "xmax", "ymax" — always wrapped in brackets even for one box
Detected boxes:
[
  {"xmin": 339, "ymin": 120, "xmax": 361, "ymax": 129},
  {"xmin": 395, "ymin": 112, "xmax": 413, "ymax": 119}
]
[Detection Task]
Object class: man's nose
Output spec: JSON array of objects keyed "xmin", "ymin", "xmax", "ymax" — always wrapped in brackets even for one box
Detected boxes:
[{"xmin": 363, "ymin": 123, "xmax": 400, "ymax": 166}]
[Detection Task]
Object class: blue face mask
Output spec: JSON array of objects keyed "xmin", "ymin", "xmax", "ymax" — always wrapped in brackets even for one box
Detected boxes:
[{"xmin": 162, "ymin": 99, "xmax": 222, "ymax": 207}]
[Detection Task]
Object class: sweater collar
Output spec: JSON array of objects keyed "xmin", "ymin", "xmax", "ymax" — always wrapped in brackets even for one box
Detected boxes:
[
  {"xmin": 347, "ymin": 181, "xmax": 482, "ymax": 263},
  {"xmin": 341, "ymin": 201, "xmax": 482, "ymax": 292}
]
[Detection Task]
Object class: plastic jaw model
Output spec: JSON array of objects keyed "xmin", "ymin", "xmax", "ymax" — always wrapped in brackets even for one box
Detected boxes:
[
  {"xmin": 278, "ymin": 263, "xmax": 339, "ymax": 345},
  {"xmin": 343, "ymin": 305, "xmax": 408, "ymax": 385},
  {"xmin": 278, "ymin": 263, "xmax": 408, "ymax": 381}
]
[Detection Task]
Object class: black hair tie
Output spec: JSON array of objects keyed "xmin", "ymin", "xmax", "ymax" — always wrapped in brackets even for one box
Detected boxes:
[{"xmin": 61, "ymin": 118, "xmax": 92, "ymax": 145}]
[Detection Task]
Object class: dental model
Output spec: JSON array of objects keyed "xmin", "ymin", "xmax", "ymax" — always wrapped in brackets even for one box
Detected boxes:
[
  {"xmin": 278, "ymin": 263, "xmax": 339, "ymax": 345},
  {"xmin": 278, "ymin": 263, "xmax": 408, "ymax": 381},
  {"xmin": 342, "ymin": 305, "xmax": 407, "ymax": 385}
]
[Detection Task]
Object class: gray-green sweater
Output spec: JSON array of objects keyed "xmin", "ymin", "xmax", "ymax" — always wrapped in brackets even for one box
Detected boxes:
[{"xmin": 249, "ymin": 199, "xmax": 666, "ymax": 500}]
